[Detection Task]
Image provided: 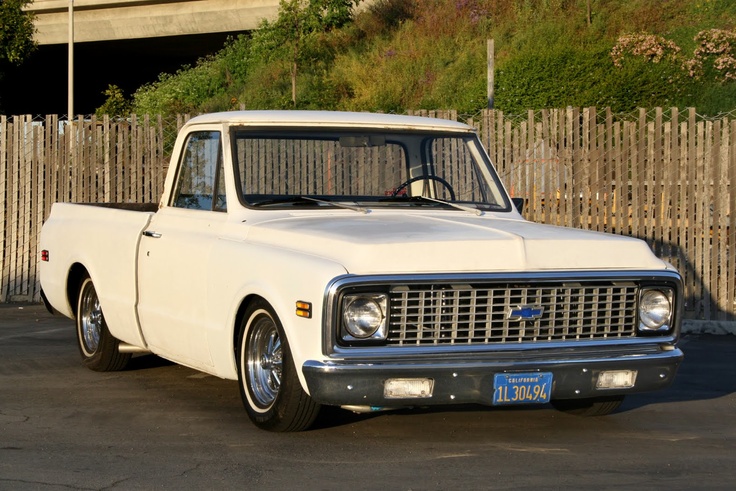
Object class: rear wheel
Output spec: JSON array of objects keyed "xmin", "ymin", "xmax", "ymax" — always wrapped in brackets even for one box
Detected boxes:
[
  {"xmin": 551, "ymin": 395, "xmax": 625, "ymax": 416},
  {"xmin": 76, "ymin": 276, "xmax": 131, "ymax": 372},
  {"xmin": 237, "ymin": 299, "xmax": 320, "ymax": 432}
]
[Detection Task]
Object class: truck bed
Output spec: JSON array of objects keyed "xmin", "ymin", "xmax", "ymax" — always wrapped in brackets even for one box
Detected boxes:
[{"xmin": 39, "ymin": 202, "xmax": 156, "ymax": 349}]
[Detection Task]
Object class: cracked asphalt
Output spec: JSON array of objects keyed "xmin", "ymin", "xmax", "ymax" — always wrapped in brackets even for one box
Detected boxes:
[{"xmin": 1, "ymin": 304, "xmax": 735, "ymax": 490}]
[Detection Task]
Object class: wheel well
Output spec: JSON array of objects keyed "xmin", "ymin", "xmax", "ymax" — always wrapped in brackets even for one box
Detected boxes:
[
  {"xmin": 233, "ymin": 294, "xmax": 265, "ymax": 355},
  {"xmin": 66, "ymin": 263, "xmax": 89, "ymax": 317}
]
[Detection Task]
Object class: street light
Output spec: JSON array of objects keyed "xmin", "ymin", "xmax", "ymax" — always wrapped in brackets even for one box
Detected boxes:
[{"xmin": 68, "ymin": 0, "xmax": 74, "ymax": 120}]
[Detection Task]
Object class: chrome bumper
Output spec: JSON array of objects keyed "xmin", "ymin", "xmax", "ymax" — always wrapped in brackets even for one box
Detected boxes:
[{"xmin": 302, "ymin": 347, "xmax": 683, "ymax": 407}]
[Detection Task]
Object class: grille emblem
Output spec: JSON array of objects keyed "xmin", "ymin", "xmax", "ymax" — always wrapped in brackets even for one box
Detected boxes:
[{"xmin": 508, "ymin": 305, "xmax": 544, "ymax": 321}]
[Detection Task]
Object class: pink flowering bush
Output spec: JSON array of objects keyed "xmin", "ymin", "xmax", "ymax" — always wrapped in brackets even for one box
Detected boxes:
[
  {"xmin": 610, "ymin": 33, "xmax": 681, "ymax": 68},
  {"xmin": 611, "ymin": 29, "xmax": 736, "ymax": 83},
  {"xmin": 687, "ymin": 29, "xmax": 736, "ymax": 82}
]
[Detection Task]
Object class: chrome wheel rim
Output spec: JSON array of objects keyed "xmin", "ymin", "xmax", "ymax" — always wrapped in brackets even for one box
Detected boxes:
[
  {"xmin": 246, "ymin": 315, "xmax": 282, "ymax": 409},
  {"xmin": 79, "ymin": 283, "xmax": 102, "ymax": 355}
]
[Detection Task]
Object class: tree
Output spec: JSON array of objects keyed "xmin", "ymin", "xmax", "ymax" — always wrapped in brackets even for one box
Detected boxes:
[
  {"xmin": 95, "ymin": 84, "xmax": 131, "ymax": 118},
  {"xmin": 0, "ymin": 0, "xmax": 36, "ymax": 111},
  {"xmin": 256, "ymin": 0, "xmax": 359, "ymax": 106},
  {"xmin": 0, "ymin": 0, "xmax": 36, "ymax": 66}
]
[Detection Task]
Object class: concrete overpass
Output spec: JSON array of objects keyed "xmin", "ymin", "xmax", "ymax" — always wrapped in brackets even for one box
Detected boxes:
[
  {"xmin": 28, "ymin": 0, "xmax": 279, "ymax": 45},
  {"xmin": 2, "ymin": 1, "xmax": 283, "ymax": 114}
]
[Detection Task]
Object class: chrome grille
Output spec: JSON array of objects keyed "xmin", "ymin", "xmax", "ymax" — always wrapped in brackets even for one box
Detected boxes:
[{"xmin": 388, "ymin": 282, "xmax": 638, "ymax": 346}]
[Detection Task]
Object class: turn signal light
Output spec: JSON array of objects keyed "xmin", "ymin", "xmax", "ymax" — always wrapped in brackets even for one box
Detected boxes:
[{"xmin": 296, "ymin": 301, "xmax": 312, "ymax": 318}]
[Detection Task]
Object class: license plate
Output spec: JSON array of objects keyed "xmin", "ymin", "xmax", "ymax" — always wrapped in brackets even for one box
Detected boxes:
[{"xmin": 493, "ymin": 372, "xmax": 553, "ymax": 405}]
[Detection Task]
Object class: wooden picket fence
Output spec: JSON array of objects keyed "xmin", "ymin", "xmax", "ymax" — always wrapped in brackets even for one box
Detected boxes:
[
  {"xmin": 1, "ymin": 108, "xmax": 734, "ymax": 320},
  {"xmin": 0, "ymin": 114, "xmax": 186, "ymax": 304}
]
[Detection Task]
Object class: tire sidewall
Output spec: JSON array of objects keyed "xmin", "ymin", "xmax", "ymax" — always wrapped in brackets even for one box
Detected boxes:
[
  {"xmin": 77, "ymin": 277, "xmax": 103, "ymax": 362},
  {"xmin": 75, "ymin": 275, "xmax": 131, "ymax": 372},
  {"xmin": 239, "ymin": 306, "xmax": 281, "ymax": 416},
  {"xmin": 236, "ymin": 300, "xmax": 310, "ymax": 430}
]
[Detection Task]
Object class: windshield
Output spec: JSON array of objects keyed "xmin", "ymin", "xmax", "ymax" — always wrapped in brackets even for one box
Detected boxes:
[{"xmin": 231, "ymin": 128, "xmax": 511, "ymax": 212}]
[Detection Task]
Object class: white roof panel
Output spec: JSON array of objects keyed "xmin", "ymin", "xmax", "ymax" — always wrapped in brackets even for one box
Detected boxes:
[{"xmin": 184, "ymin": 110, "xmax": 474, "ymax": 133}]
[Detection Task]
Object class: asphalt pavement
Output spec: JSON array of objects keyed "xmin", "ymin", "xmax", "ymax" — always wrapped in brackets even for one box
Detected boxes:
[{"xmin": 1, "ymin": 304, "xmax": 735, "ymax": 490}]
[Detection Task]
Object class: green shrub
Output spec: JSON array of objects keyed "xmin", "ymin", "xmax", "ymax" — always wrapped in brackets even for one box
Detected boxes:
[
  {"xmin": 357, "ymin": 0, "xmax": 416, "ymax": 36},
  {"xmin": 496, "ymin": 39, "xmax": 696, "ymax": 113},
  {"xmin": 95, "ymin": 85, "xmax": 131, "ymax": 118}
]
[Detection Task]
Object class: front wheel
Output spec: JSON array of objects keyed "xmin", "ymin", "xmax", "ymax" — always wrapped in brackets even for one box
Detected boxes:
[
  {"xmin": 76, "ymin": 276, "xmax": 131, "ymax": 372},
  {"xmin": 550, "ymin": 395, "xmax": 625, "ymax": 416},
  {"xmin": 237, "ymin": 300, "xmax": 320, "ymax": 432}
]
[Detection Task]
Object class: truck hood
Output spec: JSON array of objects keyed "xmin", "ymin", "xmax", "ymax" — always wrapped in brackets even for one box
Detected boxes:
[{"xmin": 244, "ymin": 212, "xmax": 665, "ymax": 274}]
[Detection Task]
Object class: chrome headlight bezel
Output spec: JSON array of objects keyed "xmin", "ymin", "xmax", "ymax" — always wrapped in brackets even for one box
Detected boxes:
[
  {"xmin": 638, "ymin": 287, "xmax": 674, "ymax": 333},
  {"xmin": 340, "ymin": 293, "xmax": 388, "ymax": 343}
]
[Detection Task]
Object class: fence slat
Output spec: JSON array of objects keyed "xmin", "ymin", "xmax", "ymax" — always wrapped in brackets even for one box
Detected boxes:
[
  {"xmin": 728, "ymin": 120, "xmax": 736, "ymax": 317},
  {"xmin": 8, "ymin": 118, "xmax": 20, "ymax": 299},
  {"xmin": 32, "ymin": 122, "xmax": 44, "ymax": 300},
  {"xmin": 718, "ymin": 121, "xmax": 730, "ymax": 319},
  {"xmin": 0, "ymin": 116, "xmax": 8, "ymax": 302}
]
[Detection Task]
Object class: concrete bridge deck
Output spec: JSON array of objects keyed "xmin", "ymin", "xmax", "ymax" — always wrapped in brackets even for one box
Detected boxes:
[{"xmin": 27, "ymin": 0, "xmax": 279, "ymax": 44}]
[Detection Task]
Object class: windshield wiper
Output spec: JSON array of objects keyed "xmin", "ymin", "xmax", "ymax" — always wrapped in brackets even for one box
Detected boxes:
[
  {"xmin": 301, "ymin": 196, "xmax": 369, "ymax": 214},
  {"xmin": 249, "ymin": 196, "xmax": 317, "ymax": 207},
  {"xmin": 250, "ymin": 195, "xmax": 368, "ymax": 213},
  {"xmin": 407, "ymin": 196, "xmax": 485, "ymax": 215}
]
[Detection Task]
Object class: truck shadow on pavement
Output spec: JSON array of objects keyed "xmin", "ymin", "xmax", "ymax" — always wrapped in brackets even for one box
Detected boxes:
[
  {"xmin": 624, "ymin": 334, "xmax": 736, "ymax": 406},
  {"xmin": 127, "ymin": 353, "xmax": 176, "ymax": 370}
]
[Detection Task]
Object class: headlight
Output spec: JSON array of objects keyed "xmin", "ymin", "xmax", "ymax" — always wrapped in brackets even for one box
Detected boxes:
[
  {"xmin": 342, "ymin": 294, "xmax": 388, "ymax": 341},
  {"xmin": 638, "ymin": 288, "xmax": 673, "ymax": 332}
]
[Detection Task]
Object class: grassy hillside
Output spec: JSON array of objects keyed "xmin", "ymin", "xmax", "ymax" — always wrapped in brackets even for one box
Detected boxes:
[{"xmin": 111, "ymin": 0, "xmax": 736, "ymax": 117}]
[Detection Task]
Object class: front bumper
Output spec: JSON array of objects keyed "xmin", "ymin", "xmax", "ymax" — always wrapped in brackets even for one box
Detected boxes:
[{"xmin": 302, "ymin": 346, "xmax": 683, "ymax": 407}]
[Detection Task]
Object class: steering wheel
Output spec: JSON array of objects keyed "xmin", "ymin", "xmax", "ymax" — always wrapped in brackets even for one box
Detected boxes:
[{"xmin": 391, "ymin": 175, "xmax": 456, "ymax": 201}]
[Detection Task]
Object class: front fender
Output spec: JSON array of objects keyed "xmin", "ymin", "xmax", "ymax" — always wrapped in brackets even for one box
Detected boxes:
[{"xmin": 204, "ymin": 239, "xmax": 347, "ymax": 391}]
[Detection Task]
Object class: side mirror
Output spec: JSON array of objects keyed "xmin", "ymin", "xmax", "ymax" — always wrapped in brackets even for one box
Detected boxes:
[{"xmin": 511, "ymin": 197, "xmax": 524, "ymax": 214}]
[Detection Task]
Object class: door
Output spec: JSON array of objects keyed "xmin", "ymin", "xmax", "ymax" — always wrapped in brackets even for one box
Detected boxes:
[{"xmin": 137, "ymin": 129, "xmax": 228, "ymax": 369}]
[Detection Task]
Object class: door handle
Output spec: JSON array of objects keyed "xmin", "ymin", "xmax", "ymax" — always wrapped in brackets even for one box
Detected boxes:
[{"xmin": 142, "ymin": 230, "xmax": 162, "ymax": 238}]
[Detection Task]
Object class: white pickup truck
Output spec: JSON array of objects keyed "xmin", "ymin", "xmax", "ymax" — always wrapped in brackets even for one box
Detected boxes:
[{"xmin": 40, "ymin": 111, "xmax": 683, "ymax": 431}]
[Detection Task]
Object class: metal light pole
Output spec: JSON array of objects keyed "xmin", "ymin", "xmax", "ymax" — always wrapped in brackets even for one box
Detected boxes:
[{"xmin": 68, "ymin": 0, "xmax": 74, "ymax": 120}]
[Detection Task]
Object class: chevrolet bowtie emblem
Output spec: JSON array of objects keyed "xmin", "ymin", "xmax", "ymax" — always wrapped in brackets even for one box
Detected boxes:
[{"xmin": 507, "ymin": 305, "xmax": 544, "ymax": 321}]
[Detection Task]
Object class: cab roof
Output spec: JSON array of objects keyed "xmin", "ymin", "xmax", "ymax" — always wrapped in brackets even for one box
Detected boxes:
[{"xmin": 184, "ymin": 110, "xmax": 475, "ymax": 133}]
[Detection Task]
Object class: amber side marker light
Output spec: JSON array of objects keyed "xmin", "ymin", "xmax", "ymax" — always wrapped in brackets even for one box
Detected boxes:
[
  {"xmin": 41, "ymin": 250, "xmax": 50, "ymax": 262},
  {"xmin": 296, "ymin": 301, "xmax": 312, "ymax": 318}
]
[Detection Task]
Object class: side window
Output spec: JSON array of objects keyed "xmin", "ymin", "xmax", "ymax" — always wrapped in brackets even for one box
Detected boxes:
[
  {"xmin": 172, "ymin": 131, "xmax": 226, "ymax": 211},
  {"xmin": 428, "ymin": 137, "xmax": 495, "ymax": 204}
]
